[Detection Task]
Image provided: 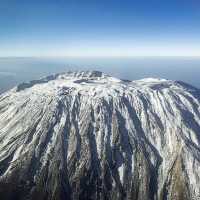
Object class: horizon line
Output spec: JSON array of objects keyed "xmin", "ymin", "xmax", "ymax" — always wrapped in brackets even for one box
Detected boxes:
[{"xmin": 0, "ymin": 55, "xmax": 200, "ymax": 59}]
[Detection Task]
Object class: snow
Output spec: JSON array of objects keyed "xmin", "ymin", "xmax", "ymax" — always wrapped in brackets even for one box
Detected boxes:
[
  {"xmin": 118, "ymin": 163, "xmax": 124, "ymax": 184},
  {"xmin": 0, "ymin": 71, "xmax": 200, "ymax": 198}
]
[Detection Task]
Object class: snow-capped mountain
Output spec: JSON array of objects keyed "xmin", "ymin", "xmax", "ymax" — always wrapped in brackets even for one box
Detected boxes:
[{"xmin": 0, "ymin": 71, "xmax": 200, "ymax": 200}]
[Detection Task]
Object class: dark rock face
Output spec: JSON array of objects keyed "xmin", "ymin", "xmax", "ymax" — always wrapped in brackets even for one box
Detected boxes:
[{"xmin": 0, "ymin": 71, "xmax": 200, "ymax": 200}]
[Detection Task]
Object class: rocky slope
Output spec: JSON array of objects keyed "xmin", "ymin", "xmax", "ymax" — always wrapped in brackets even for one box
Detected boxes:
[{"xmin": 0, "ymin": 71, "xmax": 200, "ymax": 200}]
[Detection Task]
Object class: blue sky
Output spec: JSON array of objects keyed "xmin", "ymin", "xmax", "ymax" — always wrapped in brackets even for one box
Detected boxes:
[{"xmin": 0, "ymin": 0, "xmax": 200, "ymax": 57}]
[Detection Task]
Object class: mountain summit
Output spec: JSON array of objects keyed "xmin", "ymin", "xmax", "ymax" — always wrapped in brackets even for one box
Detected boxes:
[{"xmin": 0, "ymin": 71, "xmax": 200, "ymax": 200}]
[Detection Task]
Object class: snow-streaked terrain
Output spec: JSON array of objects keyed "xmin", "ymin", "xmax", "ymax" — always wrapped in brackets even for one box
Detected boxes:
[{"xmin": 0, "ymin": 71, "xmax": 200, "ymax": 200}]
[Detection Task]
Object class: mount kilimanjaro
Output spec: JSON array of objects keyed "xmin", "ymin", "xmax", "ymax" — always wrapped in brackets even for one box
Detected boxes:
[{"xmin": 0, "ymin": 71, "xmax": 200, "ymax": 200}]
